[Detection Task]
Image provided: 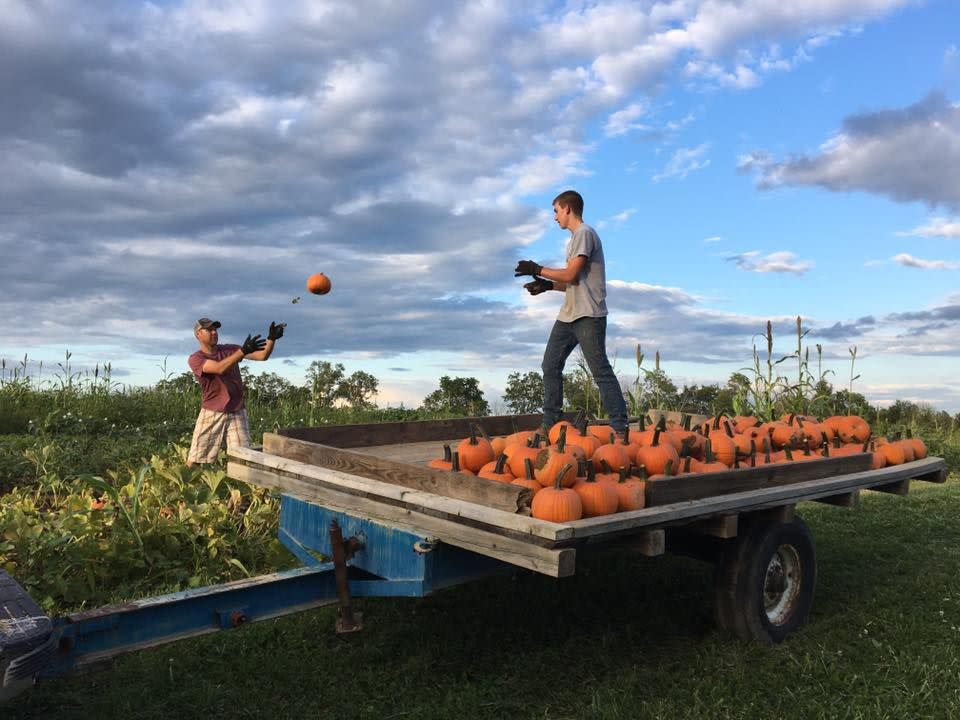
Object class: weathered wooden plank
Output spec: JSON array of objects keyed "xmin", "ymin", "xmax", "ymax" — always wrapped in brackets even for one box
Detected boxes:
[
  {"xmin": 228, "ymin": 462, "xmax": 576, "ymax": 577},
  {"xmin": 276, "ymin": 413, "xmax": 573, "ymax": 448},
  {"xmin": 262, "ymin": 434, "xmax": 532, "ymax": 514},
  {"xmin": 645, "ymin": 453, "xmax": 874, "ymax": 506},
  {"xmin": 228, "ymin": 446, "xmax": 572, "ymax": 543},
  {"xmin": 357, "ymin": 440, "xmax": 448, "ymax": 465},
  {"xmin": 564, "ymin": 457, "xmax": 948, "ymax": 540}
]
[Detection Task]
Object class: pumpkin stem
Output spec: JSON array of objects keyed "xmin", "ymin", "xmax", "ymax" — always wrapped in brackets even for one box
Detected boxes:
[
  {"xmin": 466, "ymin": 425, "xmax": 480, "ymax": 446},
  {"xmin": 442, "ymin": 444, "xmax": 452, "ymax": 462},
  {"xmin": 662, "ymin": 458, "xmax": 674, "ymax": 477},
  {"xmin": 472, "ymin": 422, "xmax": 491, "ymax": 441},
  {"xmin": 635, "ymin": 464, "xmax": 649, "ymax": 481},
  {"xmin": 451, "ymin": 451, "xmax": 462, "ymax": 471},
  {"xmin": 523, "ymin": 457, "xmax": 536, "ymax": 481},
  {"xmin": 618, "ymin": 466, "xmax": 629, "ymax": 483},
  {"xmin": 704, "ymin": 438, "xmax": 715, "ymax": 464},
  {"xmin": 557, "ymin": 424, "xmax": 567, "ymax": 453},
  {"xmin": 494, "ymin": 453, "xmax": 509, "ymax": 474},
  {"xmin": 553, "ymin": 462, "xmax": 574, "ymax": 490}
]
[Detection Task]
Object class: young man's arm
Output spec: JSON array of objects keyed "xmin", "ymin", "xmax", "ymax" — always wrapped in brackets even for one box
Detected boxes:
[{"xmin": 539, "ymin": 254, "xmax": 587, "ymax": 289}]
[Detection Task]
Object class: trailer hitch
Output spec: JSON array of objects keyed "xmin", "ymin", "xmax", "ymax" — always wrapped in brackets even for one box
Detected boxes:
[{"xmin": 329, "ymin": 520, "xmax": 364, "ymax": 633}]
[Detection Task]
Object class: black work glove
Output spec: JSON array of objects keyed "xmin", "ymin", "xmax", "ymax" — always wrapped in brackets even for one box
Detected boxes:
[
  {"xmin": 514, "ymin": 259, "xmax": 543, "ymax": 277},
  {"xmin": 241, "ymin": 334, "xmax": 267, "ymax": 355},
  {"xmin": 268, "ymin": 321, "xmax": 286, "ymax": 341},
  {"xmin": 524, "ymin": 278, "xmax": 554, "ymax": 295}
]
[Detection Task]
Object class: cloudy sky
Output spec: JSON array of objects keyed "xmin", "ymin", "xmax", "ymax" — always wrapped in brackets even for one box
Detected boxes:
[{"xmin": 3, "ymin": 0, "xmax": 960, "ymax": 412}]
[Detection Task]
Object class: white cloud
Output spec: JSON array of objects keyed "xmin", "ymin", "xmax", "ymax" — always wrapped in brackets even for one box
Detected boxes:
[
  {"xmin": 653, "ymin": 143, "xmax": 711, "ymax": 182},
  {"xmin": 728, "ymin": 251, "xmax": 814, "ymax": 275},
  {"xmin": 898, "ymin": 218, "xmax": 960, "ymax": 239},
  {"xmin": 892, "ymin": 253, "xmax": 960, "ymax": 270},
  {"xmin": 742, "ymin": 93, "xmax": 960, "ymax": 210},
  {"xmin": 604, "ymin": 102, "xmax": 649, "ymax": 137}
]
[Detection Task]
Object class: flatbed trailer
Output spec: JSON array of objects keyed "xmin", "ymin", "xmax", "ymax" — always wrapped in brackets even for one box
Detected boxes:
[{"xmin": 1, "ymin": 414, "xmax": 950, "ymax": 701}]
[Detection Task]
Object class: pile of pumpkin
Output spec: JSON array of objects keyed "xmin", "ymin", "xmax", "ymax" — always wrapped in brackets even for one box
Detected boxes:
[{"xmin": 428, "ymin": 413, "xmax": 927, "ymax": 524}]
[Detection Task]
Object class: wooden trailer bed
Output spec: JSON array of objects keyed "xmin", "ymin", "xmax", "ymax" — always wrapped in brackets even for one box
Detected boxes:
[{"xmin": 226, "ymin": 414, "xmax": 949, "ymax": 578}]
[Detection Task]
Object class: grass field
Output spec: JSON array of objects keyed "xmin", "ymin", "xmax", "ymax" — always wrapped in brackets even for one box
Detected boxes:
[{"xmin": 8, "ymin": 476, "xmax": 959, "ymax": 720}]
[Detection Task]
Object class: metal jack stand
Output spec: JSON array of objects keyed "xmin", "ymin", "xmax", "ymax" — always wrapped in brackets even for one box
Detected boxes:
[{"xmin": 329, "ymin": 520, "xmax": 364, "ymax": 633}]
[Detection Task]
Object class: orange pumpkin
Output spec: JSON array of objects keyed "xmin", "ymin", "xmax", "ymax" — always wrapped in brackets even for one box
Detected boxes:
[
  {"xmin": 534, "ymin": 427, "xmax": 579, "ymax": 488},
  {"xmin": 428, "ymin": 444, "xmax": 454, "ymax": 471},
  {"xmin": 531, "ymin": 463, "xmax": 583, "ymax": 522},
  {"xmin": 457, "ymin": 425, "xmax": 495, "ymax": 473},
  {"xmin": 904, "ymin": 434, "xmax": 927, "ymax": 460},
  {"xmin": 477, "ymin": 453, "xmax": 514, "ymax": 483},
  {"xmin": 838, "ymin": 415, "xmax": 871, "ymax": 444},
  {"xmin": 614, "ymin": 467, "xmax": 646, "ymax": 511},
  {"xmin": 504, "ymin": 436, "xmax": 543, "ymax": 478},
  {"xmin": 876, "ymin": 441, "xmax": 906, "ymax": 466},
  {"xmin": 511, "ymin": 458, "xmax": 544, "ymax": 498},
  {"xmin": 306, "ymin": 272, "xmax": 332, "ymax": 295},
  {"xmin": 573, "ymin": 471, "xmax": 619, "ymax": 517}
]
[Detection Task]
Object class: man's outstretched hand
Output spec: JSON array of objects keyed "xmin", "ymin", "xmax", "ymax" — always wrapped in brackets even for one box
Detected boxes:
[
  {"xmin": 242, "ymin": 334, "xmax": 267, "ymax": 355},
  {"xmin": 514, "ymin": 260, "xmax": 543, "ymax": 277},
  {"xmin": 268, "ymin": 321, "xmax": 286, "ymax": 341},
  {"xmin": 524, "ymin": 278, "xmax": 554, "ymax": 295}
]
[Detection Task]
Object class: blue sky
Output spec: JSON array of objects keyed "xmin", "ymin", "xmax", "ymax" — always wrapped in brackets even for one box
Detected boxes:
[{"xmin": 2, "ymin": 0, "xmax": 959, "ymax": 412}]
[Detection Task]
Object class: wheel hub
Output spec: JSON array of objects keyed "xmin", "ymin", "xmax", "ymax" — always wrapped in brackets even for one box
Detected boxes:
[{"xmin": 763, "ymin": 543, "xmax": 802, "ymax": 625}]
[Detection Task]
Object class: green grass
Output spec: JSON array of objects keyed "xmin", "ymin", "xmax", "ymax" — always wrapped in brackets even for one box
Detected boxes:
[{"xmin": 8, "ymin": 477, "xmax": 959, "ymax": 720}]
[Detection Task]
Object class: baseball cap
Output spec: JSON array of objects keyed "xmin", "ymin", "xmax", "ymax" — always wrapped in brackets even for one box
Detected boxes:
[{"xmin": 194, "ymin": 317, "xmax": 221, "ymax": 331}]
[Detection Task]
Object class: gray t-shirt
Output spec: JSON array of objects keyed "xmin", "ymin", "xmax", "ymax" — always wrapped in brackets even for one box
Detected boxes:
[{"xmin": 557, "ymin": 223, "xmax": 607, "ymax": 322}]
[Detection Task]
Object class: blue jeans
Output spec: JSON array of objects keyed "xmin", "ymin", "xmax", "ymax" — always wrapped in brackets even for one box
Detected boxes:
[{"xmin": 541, "ymin": 316, "xmax": 628, "ymax": 433}]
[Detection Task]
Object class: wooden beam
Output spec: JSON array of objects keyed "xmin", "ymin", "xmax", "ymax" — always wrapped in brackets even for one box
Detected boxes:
[
  {"xmin": 227, "ymin": 462, "xmax": 576, "ymax": 577},
  {"xmin": 686, "ymin": 514, "xmax": 738, "ymax": 539},
  {"xmin": 261, "ymin": 434, "xmax": 533, "ymax": 514},
  {"xmin": 274, "ymin": 413, "xmax": 576, "ymax": 449},
  {"xmin": 645, "ymin": 454, "xmax": 874, "ymax": 506},
  {"xmin": 872, "ymin": 479, "xmax": 910, "ymax": 496},
  {"xmin": 565, "ymin": 457, "xmax": 948, "ymax": 540},
  {"xmin": 622, "ymin": 530, "xmax": 665, "ymax": 556},
  {"xmin": 814, "ymin": 491, "xmax": 861, "ymax": 508},
  {"xmin": 227, "ymin": 448, "xmax": 572, "ymax": 543}
]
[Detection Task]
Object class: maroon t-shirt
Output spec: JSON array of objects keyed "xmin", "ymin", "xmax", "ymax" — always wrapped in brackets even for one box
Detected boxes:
[{"xmin": 188, "ymin": 344, "xmax": 245, "ymax": 412}]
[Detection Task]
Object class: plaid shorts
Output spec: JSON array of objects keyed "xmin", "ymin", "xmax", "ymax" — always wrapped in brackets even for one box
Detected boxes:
[{"xmin": 187, "ymin": 407, "xmax": 251, "ymax": 464}]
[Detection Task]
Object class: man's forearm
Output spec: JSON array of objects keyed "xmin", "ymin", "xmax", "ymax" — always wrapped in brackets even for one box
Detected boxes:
[{"xmin": 246, "ymin": 339, "xmax": 275, "ymax": 361}]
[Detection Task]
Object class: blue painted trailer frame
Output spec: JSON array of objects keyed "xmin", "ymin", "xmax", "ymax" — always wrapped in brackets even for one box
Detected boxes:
[
  {"xmin": 12, "ymin": 492, "xmax": 513, "ymax": 685},
  {"xmin": 278, "ymin": 495, "xmax": 512, "ymax": 597}
]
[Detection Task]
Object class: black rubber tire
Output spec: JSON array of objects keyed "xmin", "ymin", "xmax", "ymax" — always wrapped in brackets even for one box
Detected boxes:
[{"xmin": 713, "ymin": 517, "xmax": 816, "ymax": 644}]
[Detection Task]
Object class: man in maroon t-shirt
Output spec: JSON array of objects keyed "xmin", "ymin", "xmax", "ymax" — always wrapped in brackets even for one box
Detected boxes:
[{"xmin": 186, "ymin": 317, "xmax": 286, "ymax": 466}]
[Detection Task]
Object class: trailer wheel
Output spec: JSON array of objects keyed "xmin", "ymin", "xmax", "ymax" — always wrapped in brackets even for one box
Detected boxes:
[{"xmin": 713, "ymin": 517, "xmax": 816, "ymax": 644}]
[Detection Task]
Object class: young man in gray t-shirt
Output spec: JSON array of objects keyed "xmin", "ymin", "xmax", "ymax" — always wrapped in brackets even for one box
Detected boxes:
[{"xmin": 514, "ymin": 190, "xmax": 629, "ymax": 436}]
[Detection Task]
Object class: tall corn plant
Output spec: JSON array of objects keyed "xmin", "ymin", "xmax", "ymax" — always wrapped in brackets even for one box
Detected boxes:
[{"xmin": 742, "ymin": 320, "xmax": 793, "ymax": 421}]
